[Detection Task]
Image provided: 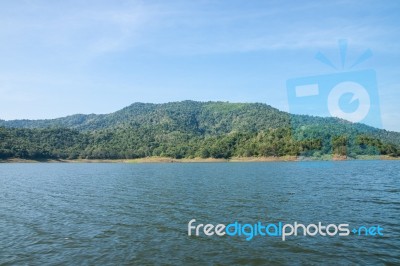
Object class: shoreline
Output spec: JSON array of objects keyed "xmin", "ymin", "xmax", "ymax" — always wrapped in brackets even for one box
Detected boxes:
[{"xmin": 1, "ymin": 155, "xmax": 399, "ymax": 163}]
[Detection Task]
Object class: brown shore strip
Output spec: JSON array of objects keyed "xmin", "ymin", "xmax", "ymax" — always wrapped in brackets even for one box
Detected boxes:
[{"xmin": 0, "ymin": 155, "xmax": 399, "ymax": 163}]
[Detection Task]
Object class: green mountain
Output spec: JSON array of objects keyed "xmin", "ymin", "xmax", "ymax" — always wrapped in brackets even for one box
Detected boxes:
[{"xmin": 0, "ymin": 101, "xmax": 399, "ymax": 160}]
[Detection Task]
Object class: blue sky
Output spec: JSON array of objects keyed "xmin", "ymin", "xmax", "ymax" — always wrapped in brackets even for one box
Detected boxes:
[{"xmin": 0, "ymin": 0, "xmax": 399, "ymax": 131}]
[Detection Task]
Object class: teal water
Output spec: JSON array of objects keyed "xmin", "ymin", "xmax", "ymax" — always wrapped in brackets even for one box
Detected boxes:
[{"xmin": 1, "ymin": 161, "xmax": 399, "ymax": 265}]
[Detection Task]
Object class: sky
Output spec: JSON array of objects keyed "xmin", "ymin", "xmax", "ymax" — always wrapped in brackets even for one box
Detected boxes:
[{"xmin": 0, "ymin": 0, "xmax": 399, "ymax": 131}]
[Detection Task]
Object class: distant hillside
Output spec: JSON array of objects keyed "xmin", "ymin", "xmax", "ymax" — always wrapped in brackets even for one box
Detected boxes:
[
  {"xmin": 0, "ymin": 101, "xmax": 399, "ymax": 160},
  {"xmin": 0, "ymin": 101, "xmax": 289, "ymax": 132}
]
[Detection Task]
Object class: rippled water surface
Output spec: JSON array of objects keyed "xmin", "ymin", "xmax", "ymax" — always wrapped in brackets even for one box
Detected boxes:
[{"xmin": 1, "ymin": 161, "xmax": 399, "ymax": 265}]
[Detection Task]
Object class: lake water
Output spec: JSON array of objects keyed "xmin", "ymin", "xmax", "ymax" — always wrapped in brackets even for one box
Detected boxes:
[{"xmin": 1, "ymin": 161, "xmax": 399, "ymax": 265}]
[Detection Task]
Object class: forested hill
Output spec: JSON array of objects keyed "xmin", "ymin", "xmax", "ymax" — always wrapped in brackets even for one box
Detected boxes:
[
  {"xmin": 0, "ymin": 101, "xmax": 289, "ymax": 132},
  {"xmin": 0, "ymin": 101, "xmax": 399, "ymax": 160}
]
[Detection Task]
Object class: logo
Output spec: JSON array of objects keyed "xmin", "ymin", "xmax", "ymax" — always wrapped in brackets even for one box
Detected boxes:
[
  {"xmin": 188, "ymin": 219, "xmax": 384, "ymax": 241},
  {"xmin": 286, "ymin": 40, "xmax": 382, "ymax": 160}
]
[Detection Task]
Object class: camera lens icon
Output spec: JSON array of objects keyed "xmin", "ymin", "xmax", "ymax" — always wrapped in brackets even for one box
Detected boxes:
[{"xmin": 327, "ymin": 81, "xmax": 370, "ymax": 123}]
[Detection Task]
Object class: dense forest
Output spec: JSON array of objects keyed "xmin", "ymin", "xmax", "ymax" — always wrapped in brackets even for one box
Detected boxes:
[{"xmin": 0, "ymin": 101, "xmax": 399, "ymax": 160}]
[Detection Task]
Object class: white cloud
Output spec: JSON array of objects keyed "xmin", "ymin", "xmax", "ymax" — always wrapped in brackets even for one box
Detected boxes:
[
  {"xmin": 0, "ymin": 1, "xmax": 161, "ymax": 62},
  {"xmin": 0, "ymin": 1, "xmax": 397, "ymax": 58}
]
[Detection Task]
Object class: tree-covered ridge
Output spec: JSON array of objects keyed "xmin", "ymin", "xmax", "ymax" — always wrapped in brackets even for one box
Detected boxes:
[
  {"xmin": 0, "ymin": 101, "xmax": 290, "ymax": 133},
  {"xmin": 0, "ymin": 101, "xmax": 399, "ymax": 160}
]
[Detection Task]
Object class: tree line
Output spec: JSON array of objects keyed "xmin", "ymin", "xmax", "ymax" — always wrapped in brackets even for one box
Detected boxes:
[{"xmin": 1, "ymin": 126, "xmax": 398, "ymax": 160}]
